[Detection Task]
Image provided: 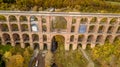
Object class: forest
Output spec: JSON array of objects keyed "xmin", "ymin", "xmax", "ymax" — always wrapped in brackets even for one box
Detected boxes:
[{"xmin": 0, "ymin": 0, "xmax": 119, "ymax": 13}]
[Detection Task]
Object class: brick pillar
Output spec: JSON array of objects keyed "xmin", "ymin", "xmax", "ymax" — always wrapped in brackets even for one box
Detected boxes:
[
  {"xmin": 46, "ymin": 16, "xmax": 50, "ymax": 32},
  {"xmin": 19, "ymin": 34, "xmax": 24, "ymax": 48},
  {"xmin": 27, "ymin": 16, "xmax": 31, "ymax": 32},
  {"xmin": 38, "ymin": 16, "xmax": 42, "ymax": 32},
  {"xmin": 66, "ymin": 16, "xmax": 72, "ymax": 33},
  {"xmin": 75, "ymin": 17, "xmax": 80, "ymax": 33},
  {"xmin": 65, "ymin": 35, "xmax": 69, "ymax": 51},
  {"xmin": 47, "ymin": 34, "xmax": 51, "ymax": 50},
  {"xmin": 73, "ymin": 35, "xmax": 78, "ymax": 50},
  {"xmin": 39, "ymin": 34, "xmax": 43, "ymax": 50}
]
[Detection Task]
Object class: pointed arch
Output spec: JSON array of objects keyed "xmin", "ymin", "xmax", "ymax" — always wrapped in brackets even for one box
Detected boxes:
[
  {"xmin": 9, "ymin": 15, "xmax": 17, "ymax": 22},
  {"xmin": 19, "ymin": 15, "xmax": 28, "ymax": 22}
]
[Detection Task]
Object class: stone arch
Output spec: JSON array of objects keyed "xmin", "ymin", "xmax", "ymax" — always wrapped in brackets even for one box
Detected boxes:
[
  {"xmin": 69, "ymin": 44, "xmax": 73, "ymax": 50},
  {"xmin": 24, "ymin": 43, "xmax": 30, "ymax": 48},
  {"xmin": 33, "ymin": 43, "xmax": 40, "ymax": 49},
  {"xmin": 22, "ymin": 34, "xmax": 29, "ymax": 41},
  {"xmin": 77, "ymin": 43, "xmax": 82, "ymax": 49},
  {"xmin": 51, "ymin": 16, "xmax": 67, "ymax": 32},
  {"xmin": 80, "ymin": 17, "xmax": 88, "ymax": 24},
  {"xmin": 15, "ymin": 42, "xmax": 21, "ymax": 47},
  {"xmin": 11, "ymin": 24, "xmax": 19, "ymax": 31},
  {"xmin": 0, "ymin": 24, "xmax": 9, "ymax": 31},
  {"xmin": 72, "ymin": 17, "xmax": 76, "ymax": 24},
  {"xmin": 107, "ymin": 26, "xmax": 114, "ymax": 34},
  {"xmin": 41, "ymin": 16, "xmax": 46, "ymax": 23},
  {"xmin": 31, "ymin": 24, "xmax": 39, "ymax": 32},
  {"xmin": 100, "ymin": 17, "xmax": 108, "ymax": 24},
  {"xmin": 42, "ymin": 25, "xmax": 47, "ymax": 32},
  {"xmin": 43, "ymin": 43, "xmax": 48, "ymax": 50},
  {"xmin": 9, "ymin": 15, "xmax": 17, "ymax": 22},
  {"xmin": 105, "ymin": 35, "xmax": 113, "ymax": 42},
  {"xmin": 30, "ymin": 15, "xmax": 38, "ymax": 22},
  {"xmin": 32, "ymin": 34, "xmax": 39, "ymax": 42},
  {"xmin": 19, "ymin": 15, "xmax": 28, "ymax": 22},
  {"xmin": 51, "ymin": 35, "xmax": 65, "ymax": 52},
  {"xmin": 21, "ymin": 24, "xmax": 28, "ymax": 31},
  {"xmin": 116, "ymin": 26, "xmax": 120, "ymax": 33},
  {"xmin": 90, "ymin": 17, "xmax": 97, "ymax": 24},
  {"xmin": 96, "ymin": 35, "xmax": 103, "ymax": 43},
  {"xmin": 0, "ymin": 15, "xmax": 6, "ymax": 22},
  {"xmin": 3, "ymin": 33, "xmax": 11, "ymax": 41},
  {"xmin": 43, "ymin": 35, "xmax": 47, "ymax": 41},
  {"xmin": 13, "ymin": 33, "xmax": 20, "ymax": 41},
  {"xmin": 78, "ymin": 25, "xmax": 87, "ymax": 33},
  {"xmin": 114, "ymin": 35, "xmax": 120, "ymax": 42},
  {"xmin": 70, "ymin": 35, "xmax": 74, "ymax": 42},
  {"xmin": 109, "ymin": 18, "xmax": 118, "ymax": 24},
  {"xmin": 98, "ymin": 25, "xmax": 105, "ymax": 33},
  {"xmin": 87, "ymin": 35, "xmax": 94, "ymax": 42},
  {"xmin": 71, "ymin": 26, "xmax": 75, "ymax": 32},
  {"xmin": 88, "ymin": 25, "xmax": 96, "ymax": 33},
  {"xmin": 78, "ymin": 35, "xmax": 85, "ymax": 42},
  {"xmin": 6, "ymin": 42, "xmax": 11, "ymax": 45}
]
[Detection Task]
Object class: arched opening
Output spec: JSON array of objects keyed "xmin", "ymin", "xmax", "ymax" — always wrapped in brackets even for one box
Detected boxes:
[
  {"xmin": 87, "ymin": 35, "xmax": 94, "ymax": 42},
  {"xmin": 88, "ymin": 25, "xmax": 96, "ymax": 33},
  {"xmin": 71, "ymin": 26, "xmax": 75, "ymax": 32},
  {"xmin": 19, "ymin": 15, "xmax": 28, "ymax": 22},
  {"xmin": 98, "ymin": 25, "xmax": 105, "ymax": 33},
  {"xmin": 11, "ymin": 24, "xmax": 19, "ymax": 31},
  {"xmin": 96, "ymin": 35, "xmax": 103, "ymax": 43},
  {"xmin": 51, "ymin": 16, "xmax": 67, "ymax": 32},
  {"xmin": 114, "ymin": 35, "xmax": 120, "ymax": 42},
  {"xmin": 100, "ymin": 17, "xmax": 107, "ymax": 24},
  {"xmin": 22, "ymin": 34, "xmax": 29, "ymax": 41},
  {"xmin": 78, "ymin": 25, "xmax": 87, "ymax": 33},
  {"xmin": 42, "ymin": 25, "xmax": 47, "ymax": 32},
  {"xmin": 6, "ymin": 42, "xmax": 11, "ymax": 46},
  {"xmin": 70, "ymin": 35, "xmax": 74, "ymax": 42},
  {"xmin": 90, "ymin": 17, "xmax": 97, "ymax": 24},
  {"xmin": 116, "ymin": 26, "xmax": 120, "ymax": 33},
  {"xmin": 3, "ymin": 33, "xmax": 11, "ymax": 42},
  {"xmin": 15, "ymin": 42, "xmax": 21, "ymax": 47},
  {"xmin": 0, "ymin": 24, "xmax": 9, "ymax": 32},
  {"xmin": 51, "ymin": 35, "xmax": 65, "ymax": 52},
  {"xmin": 105, "ymin": 35, "xmax": 112, "ymax": 43},
  {"xmin": 78, "ymin": 35, "xmax": 84, "ymax": 42},
  {"xmin": 77, "ymin": 43, "xmax": 82, "ymax": 49},
  {"xmin": 30, "ymin": 16, "xmax": 38, "ymax": 22},
  {"xmin": 80, "ymin": 17, "xmax": 88, "ymax": 24},
  {"xmin": 24, "ymin": 43, "xmax": 30, "ymax": 48},
  {"xmin": 41, "ymin": 16, "xmax": 46, "ymax": 23},
  {"xmin": 107, "ymin": 26, "xmax": 114, "ymax": 34},
  {"xmin": 72, "ymin": 17, "xmax": 76, "ymax": 24},
  {"xmin": 21, "ymin": 24, "xmax": 28, "ymax": 31},
  {"xmin": 86, "ymin": 43, "xmax": 91, "ymax": 49},
  {"xmin": 32, "ymin": 34, "xmax": 39, "ymax": 42},
  {"xmin": 51, "ymin": 63, "xmax": 57, "ymax": 67},
  {"xmin": 15, "ymin": 42, "xmax": 20, "ymax": 46},
  {"xmin": 43, "ymin": 35, "xmax": 47, "ymax": 42},
  {"xmin": 9, "ymin": 15, "xmax": 17, "ymax": 22},
  {"xmin": 43, "ymin": 43, "xmax": 48, "ymax": 50},
  {"xmin": 69, "ymin": 44, "xmax": 73, "ymax": 50},
  {"xmin": 0, "ymin": 15, "xmax": 6, "ymax": 22},
  {"xmin": 13, "ymin": 33, "xmax": 20, "ymax": 41},
  {"xmin": 33, "ymin": 43, "xmax": 39, "ymax": 49},
  {"xmin": 110, "ymin": 18, "xmax": 118, "ymax": 24},
  {"xmin": 31, "ymin": 24, "xmax": 39, "ymax": 32}
]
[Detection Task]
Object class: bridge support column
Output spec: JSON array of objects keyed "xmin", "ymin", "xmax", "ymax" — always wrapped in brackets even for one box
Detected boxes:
[
  {"xmin": 82, "ymin": 43, "xmax": 86, "ymax": 49},
  {"xmin": 73, "ymin": 43, "xmax": 77, "ymax": 50},
  {"xmin": 47, "ymin": 42, "xmax": 51, "ymax": 50},
  {"xmin": 65, "ymin": 42, "xmax": 69, "ymax": 51},
  {"xmin": 21, "ymin": 43, "xmax": 24, "ymax": 48},
  {"xmin": 91, "ymin": 44, "xmax": 95, "ymax": 48}
]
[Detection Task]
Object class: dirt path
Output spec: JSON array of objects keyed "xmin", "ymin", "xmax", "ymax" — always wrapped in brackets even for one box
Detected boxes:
[{"xmin": 79, "ymin": 47, "xmax": 94, "ymax": 67}]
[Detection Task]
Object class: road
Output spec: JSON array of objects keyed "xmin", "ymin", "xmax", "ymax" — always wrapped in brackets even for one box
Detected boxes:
[{"xmin": 0, "ymin": 11, "xmax": 119, "ymax": 17}]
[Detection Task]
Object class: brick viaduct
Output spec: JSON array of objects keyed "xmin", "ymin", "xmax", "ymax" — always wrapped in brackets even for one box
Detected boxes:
[{"xmin": 0, "ymin": 11, "xmax": 120, "ymax": 50}]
